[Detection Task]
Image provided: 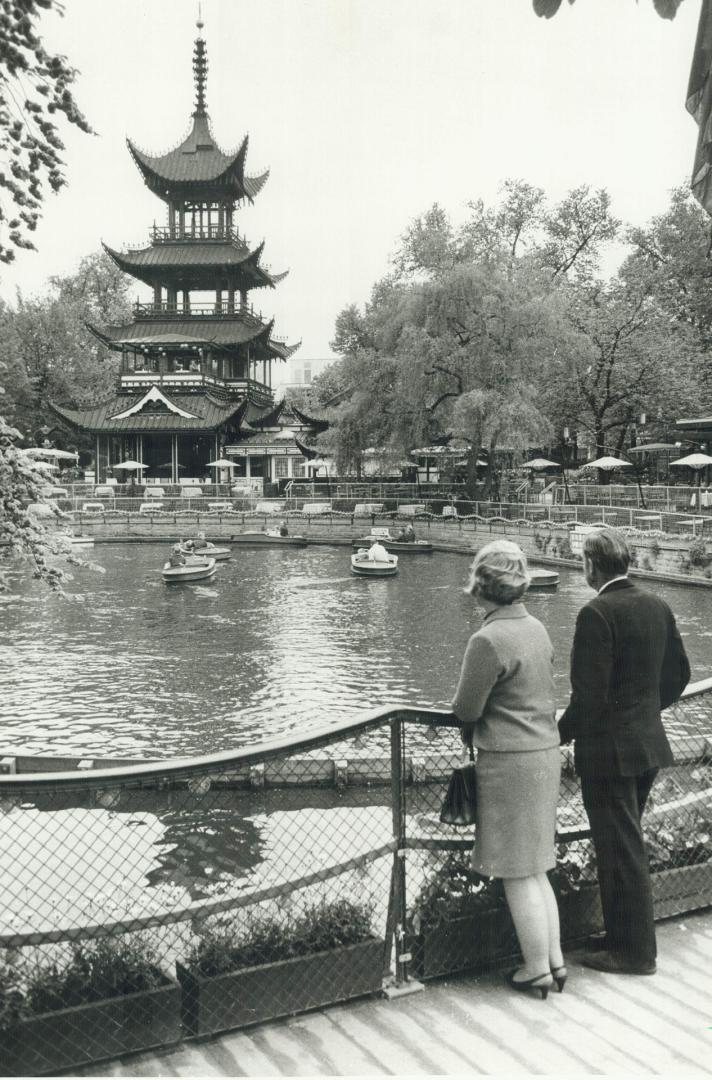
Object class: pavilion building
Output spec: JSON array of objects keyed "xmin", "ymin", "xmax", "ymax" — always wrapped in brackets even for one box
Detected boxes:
[{"xmin": 51, "ymin": 21, "xmax": 305, "ymax": 488}]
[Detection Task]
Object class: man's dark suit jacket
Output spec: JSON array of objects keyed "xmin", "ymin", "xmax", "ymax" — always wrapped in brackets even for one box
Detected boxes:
[{"xmin": 559, "ymin": 578, "xmax": 690, "ymax": 777}]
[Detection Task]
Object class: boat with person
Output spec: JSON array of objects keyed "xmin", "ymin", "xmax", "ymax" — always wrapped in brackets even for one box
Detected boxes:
[
  {"xmin": 352, "ymin": 528, "xmax": 432, "ymax": 554},
  {"xmin": 351, "ymin": 549, "xmax": 399, "ymax": 577},
  {"xmin": 162, "ymin": 552, "xmax": 217, "ymax": 583},
  {"xmin": 179, "ymin": 538, "xmax": 231, "ymax": 561}
]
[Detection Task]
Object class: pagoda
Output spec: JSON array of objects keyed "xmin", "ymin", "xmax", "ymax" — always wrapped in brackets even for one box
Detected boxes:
[{"xmin": 51, "ymin": 20, "xmax": 300, "ymax": 486}]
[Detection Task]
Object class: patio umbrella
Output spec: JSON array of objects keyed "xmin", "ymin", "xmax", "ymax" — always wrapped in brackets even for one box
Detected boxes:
[
  {"xmin": 22, "ymin": 447, "xmax": 79, "ymax": 461},
  {"xmin": 115, "ymin": 460, "xmax": 146, "ymax": 470},
  {"xmin": 581, "ymin": 456, "xmax": 632, "ymax": 471},
  {"xmin": 521, "ymin": 457, "xmax": 559, "ymax": 469},
  {"xmin": 207, "ymin": 458, "xmax": 236, "ymax": 468},
  {"xmin": 670, "ymin": 452, "xmax": 712, "ymax": 507}
]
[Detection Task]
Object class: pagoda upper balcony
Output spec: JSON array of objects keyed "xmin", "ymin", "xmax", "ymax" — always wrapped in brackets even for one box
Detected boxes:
[
  {"xmin": 150, "ymin": 224, "xmax": 243, "ymax": 244},
  {"xmin": 133, "ymin": 300, "xmax": 264, "ymax": 324}
]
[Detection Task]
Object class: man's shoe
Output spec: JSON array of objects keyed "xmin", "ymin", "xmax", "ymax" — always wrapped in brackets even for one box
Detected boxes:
[
  {"xmin": 582, "ymin": 950, "xmax": 656, "ymax": 976},
  {"xmin": 586, "ymin": 930, "xmax": 607, "ymax": 950}
]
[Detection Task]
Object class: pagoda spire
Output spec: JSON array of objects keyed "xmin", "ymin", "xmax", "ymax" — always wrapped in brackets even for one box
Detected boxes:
[{"xmin": 192, "ymin": 10, "xmax": 208, "ymax": 118}]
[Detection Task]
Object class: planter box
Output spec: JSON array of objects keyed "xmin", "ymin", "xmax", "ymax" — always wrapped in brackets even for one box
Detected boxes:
[
  {"xmin": 406, "ymin": 906, "xmax": 518, "ymax": 980},
  {"xmin": 652, "ymin": 860, "xmax": 712, "ymax": 919},
  {"xmin": 0, "ymin": 975, "xmax": 181, "ymax": 1077},
  {"xmin": 177, "ymin": 937, "xmax": 385, "ymax": 1036}
]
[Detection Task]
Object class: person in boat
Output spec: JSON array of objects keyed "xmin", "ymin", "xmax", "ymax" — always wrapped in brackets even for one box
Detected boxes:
[
  {"xmin": 192, "ymin": 531, "xmax": 208, "ymax": 550},
  {"xmin": 368, "ymin": 539, "xmax": 390, "ymax": 562},
  {"xmin": 169, "ymin": 544, "xmax": 186, "ymax": 567},
  {"xmin": 397, "ymin": 523, "xmax": 416, "ymax": 543},
  {"xmin": 278, "ymin": 519, "xmax": 289, "ymax": 537}
]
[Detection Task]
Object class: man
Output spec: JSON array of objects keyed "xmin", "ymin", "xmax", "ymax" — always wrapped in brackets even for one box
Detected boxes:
[
  {"xmin": 368, "ymin": 539, "xmax": 390, "ymax": 562},
  {"xmin": 559, "ymin": 528, "xmax": 690, "ymax": 976}
]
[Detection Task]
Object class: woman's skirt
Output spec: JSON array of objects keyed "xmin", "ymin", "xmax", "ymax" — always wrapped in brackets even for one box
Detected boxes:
[{"xmin": 472, "ymin": 746, "xmax": 560, "ymax": 879}]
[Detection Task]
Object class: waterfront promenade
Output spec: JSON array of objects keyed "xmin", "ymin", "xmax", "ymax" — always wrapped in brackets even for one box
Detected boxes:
[{"xmin": 83, "ymin": 909, "xmax": 712, "ymax": 1077}]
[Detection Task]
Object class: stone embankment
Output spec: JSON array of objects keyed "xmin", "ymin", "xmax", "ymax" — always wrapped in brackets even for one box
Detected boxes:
[{"xmin": 69, "ymin": 513, "xmax": 712, "ymax": 588}]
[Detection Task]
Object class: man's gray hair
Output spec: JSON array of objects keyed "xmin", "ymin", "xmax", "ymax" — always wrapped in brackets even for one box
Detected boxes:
[
  {"xmin": 582, "ymin": 528, "xmax": 630, "ymax": 578},
  {"xmin": 466, "ymin": 539, "xmax": 530, "ymax": 605}
]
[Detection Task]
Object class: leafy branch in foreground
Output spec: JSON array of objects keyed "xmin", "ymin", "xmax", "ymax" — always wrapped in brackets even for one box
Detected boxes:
[{"xmin": 0, "ymin": 0, "xmax": 93, "ymax": 263}]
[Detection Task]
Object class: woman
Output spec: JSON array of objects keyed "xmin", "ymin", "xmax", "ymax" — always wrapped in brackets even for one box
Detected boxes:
[{"xmin": 452, "ymin": 540, "xmax": 564, "ymax": 1000}]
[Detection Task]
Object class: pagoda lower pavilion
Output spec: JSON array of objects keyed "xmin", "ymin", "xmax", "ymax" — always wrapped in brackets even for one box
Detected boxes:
[{"xmin": 51, "ymin": 21, "xmax": 300, "ymax": 486}]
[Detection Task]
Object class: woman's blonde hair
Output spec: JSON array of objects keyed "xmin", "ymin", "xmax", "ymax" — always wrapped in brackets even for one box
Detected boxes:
[{"xmin": 466, "ymin": 540, "xmax": 530, "ymax": 605}]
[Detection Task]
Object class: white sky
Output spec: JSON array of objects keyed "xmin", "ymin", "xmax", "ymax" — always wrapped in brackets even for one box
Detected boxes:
[{"xmin": 0, "ymin": 0, "xmax": 703, "ymax": 360}]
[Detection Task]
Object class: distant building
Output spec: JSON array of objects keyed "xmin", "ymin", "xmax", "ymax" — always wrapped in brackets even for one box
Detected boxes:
[{"xmin": 272, "ymin": 357, "xmax": 335, "ymax": 396}]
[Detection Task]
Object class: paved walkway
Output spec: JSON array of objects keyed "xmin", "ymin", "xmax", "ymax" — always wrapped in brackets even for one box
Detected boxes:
[{"xmin": 83, "ymin": 910, "xmax": 712, "ymax": 1077}]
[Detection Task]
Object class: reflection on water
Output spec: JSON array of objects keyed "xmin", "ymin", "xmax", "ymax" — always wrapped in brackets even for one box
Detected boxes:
[{"xmin": 2, "ymin": 543, "xmax": 710, "ymax": 757}]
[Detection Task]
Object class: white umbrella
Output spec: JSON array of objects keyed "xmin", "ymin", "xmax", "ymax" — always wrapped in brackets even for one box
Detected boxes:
[
  {"xmin": 207, "ymin": 458, "xmax": 236, "ymax": 468},
  {"xmin": 669, "ymin": 453, "xmax": 712, "ymax": 468},
  {"xmin": 670, "ymin": 452, "xmax": 712, "ymax": 506},
  {"xmin": 22, "ymin": 447, "xmax": 78, "ymax": 461},
  {"xmin": 114, "ymin": 460, "xmax": 146, "ymax": 471},
  {"xmin": 521, "ymin": 457, "xmax": 559, "ymax": 469},
  {"xmin": 581, "ymin": 456, "xmax": 632, "ymax": 470}
]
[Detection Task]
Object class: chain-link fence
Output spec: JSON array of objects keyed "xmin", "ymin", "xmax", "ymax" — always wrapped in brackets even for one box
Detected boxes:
[{"xmin": 1, "ymin": 685, "xmax": 711, "ymax": 1074}]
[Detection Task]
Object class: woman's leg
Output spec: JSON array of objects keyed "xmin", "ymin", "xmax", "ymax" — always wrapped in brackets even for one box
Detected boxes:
[
  {"xmin": 502, "ymin": 875, "xmax": 551, "ymax": 980},
  {"xmin": 535, "ymin": 872, "xmax": 564, "ymax": 970}
]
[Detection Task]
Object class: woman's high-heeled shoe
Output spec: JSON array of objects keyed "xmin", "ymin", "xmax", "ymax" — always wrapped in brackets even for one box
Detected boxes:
[
  {"xmin": 506, "ymin": 969, "xmax": 553, "ymax": 1000},
  {"xmin": 551, "ymin": 965, "xmax": 567, "ymax": 993}
]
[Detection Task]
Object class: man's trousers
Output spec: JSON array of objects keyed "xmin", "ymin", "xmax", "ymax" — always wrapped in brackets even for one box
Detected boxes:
[{"xmin": 580, "ymin": 768, "xmax": 658, "ymax": 965}]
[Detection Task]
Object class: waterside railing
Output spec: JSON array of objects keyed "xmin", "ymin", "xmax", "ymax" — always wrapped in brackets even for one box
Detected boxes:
[{"xmin": 1, "ymin": 682, "xmax": 711, "ymax": 1070}]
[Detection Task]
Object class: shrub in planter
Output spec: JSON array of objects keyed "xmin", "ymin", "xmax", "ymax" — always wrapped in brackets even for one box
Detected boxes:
[
  {"xmin": 178, "ymin": 895, "xmax": 385, "ymax": 1036},
  {"xmin": 0, "ymin": 936, "xmax": 180, "ymax": 1076},
  {"xmin": 404, "ymin": 855, "xmax": 517, "ymax": 979}
]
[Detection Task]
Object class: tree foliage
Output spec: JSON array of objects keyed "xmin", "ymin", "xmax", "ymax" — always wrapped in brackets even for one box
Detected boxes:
[
  {"xmin": 0, "ymin": 249, "xmax": 130, "ymax": 440},
  {"xmin": 532, "ymin": 0, "xmax": 685, "ymax": 19},
  {"xmin": 0, "ymin": 0, "xmax": 93, "ymax": 264}
]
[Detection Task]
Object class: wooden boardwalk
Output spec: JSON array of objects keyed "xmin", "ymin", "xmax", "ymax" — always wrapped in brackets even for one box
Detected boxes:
[{"xmin": 81, "ymin": 909, "xmax": 712, "ymax": 1077}]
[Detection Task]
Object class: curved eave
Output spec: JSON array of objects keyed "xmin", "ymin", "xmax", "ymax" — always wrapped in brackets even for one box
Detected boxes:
[
  {"xmin": 244, "ymin": 169, "xmax": 269, "ymax": 200},
  {"xmin": 126, "ymin": 133, "xmax": 253, "ymax": 202},
  {"xmin": 86, "ymin": 322, "xmax": 122, "ymax": 352},
  {"xmin": 102, "ymin": 239, "xmax": 271, "ymax": 289},
  {"xmin": 247, "ymin": 398, "xmax": 286, "ymax": 428},
  {"xmin": 291, "ymin": 403, "xmax": 330, "ymax": 433}
]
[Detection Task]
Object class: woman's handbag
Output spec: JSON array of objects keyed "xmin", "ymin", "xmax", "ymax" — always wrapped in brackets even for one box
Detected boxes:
[{"xmin": 439, "ymin": 745, "xmax": 477, "ymax": 826}]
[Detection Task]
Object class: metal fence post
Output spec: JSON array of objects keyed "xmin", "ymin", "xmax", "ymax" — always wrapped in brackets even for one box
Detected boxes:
[{"xmin": 385, "ymin": 713, "xmax": 411, "ymax": 988}]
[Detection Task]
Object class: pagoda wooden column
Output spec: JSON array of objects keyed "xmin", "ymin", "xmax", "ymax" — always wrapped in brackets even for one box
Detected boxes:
[
  {"xmin": 227, "ymin": 285, "xmax": 235, "ymax": 313},
  {"xmin": 168, "ymin": 205, "xmax": 176, "ymax": 238},
  {"xmin": 171, "ymin": 434, "xmax": 179, "ymax": 484},
  {"xmin": 153, "ymin": 284, "xmax": 161, "ymax": 308},
  {"xmin": 267, "ymin": 359, "xmax": 272, "ymax": 388},
  {"xmin": 240, "ymin": 289, "xmax": 247, "ymax": 312},
  {"xmin": 167, "ymin": 287, "xmax": 177, "ymax": 311},
  {"xmin": 182, "ymin": 289, "xmax": 190, "ymax": 314},
  {"xmin": 215, "ymin": 287, "xmax": 222, "ymax": 314}
]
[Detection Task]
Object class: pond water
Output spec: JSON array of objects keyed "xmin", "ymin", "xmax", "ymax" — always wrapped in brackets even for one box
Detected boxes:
[{"xmin": 2, "ymin": 542, "xmax": 711, "ymax": 759}]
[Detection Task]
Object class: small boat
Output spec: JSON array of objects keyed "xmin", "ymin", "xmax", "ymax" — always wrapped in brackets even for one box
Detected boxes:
[
  {"xmin": 230, "ymin": 530, "xmax": 308, "ymax": 547},
  {"xmin": 66, "ymin": 534, "xmax": 95, "ymax": 546},
  {"xmin": 352, "ymin": 529, "xmax": 432, "ymax": 554},
  {"xmin": 351, "ymin": 549, "xmax": 399, "ymax": 577},
  {"xmin": 162, "ymin": 556, "xmax": 217, "ymax": 583},
  {"xmin": 527, "ymin": 568, "xmax": 559, "ymax": 592},
  {"xmin": 179, "ymin": 540, "xmax": 231, "ymax": 561}
]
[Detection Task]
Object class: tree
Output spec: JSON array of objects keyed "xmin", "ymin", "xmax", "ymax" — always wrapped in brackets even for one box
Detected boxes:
[
  {"xmin": 0, "ymin": 249, "xmax": 130, "ymax": 439},
  {"xmin": 0, "ymin": 0, "xmax": 93, "ymax": 264},
  {"xmin": 542, "ymin": 279, "xmax": 703, "ymax": 458},
  {"xmin": 533, "ymin": 0, "xmax": 686, "ymax": 18},
  {"xmin": 0, "ymin": 412, "xmax": 78, "ymax": 590}
]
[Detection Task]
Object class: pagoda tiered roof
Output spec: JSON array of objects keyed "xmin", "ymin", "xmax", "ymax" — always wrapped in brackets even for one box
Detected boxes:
[
  {"xmin": 127, "ymin": 116, "xmax": 269, "ymax": 203},
  {"xmin": 87, "ymin": 317, "xmax": 299, "ymax": 360},
  {"xmin": 101, "ymin": 240, "xmax": 286, "ymax": 290},
  {"xmin": 50, "ymin": 388, "xmax": 248, "ymax": 435}
]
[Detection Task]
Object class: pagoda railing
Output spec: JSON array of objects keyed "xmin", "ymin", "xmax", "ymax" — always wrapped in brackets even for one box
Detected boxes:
[
  {"xmin": 133, "ymin": 301, "xmax": 264, "ymax": 324},
  {"xmin": 150, "ymin": 224, "xmax": 242, "ymax": 244}
]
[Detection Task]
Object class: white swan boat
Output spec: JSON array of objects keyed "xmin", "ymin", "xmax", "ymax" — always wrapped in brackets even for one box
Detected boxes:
[{"xmin": 350, "ymin": 549, "xmax": 399, "ymax": 577}]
